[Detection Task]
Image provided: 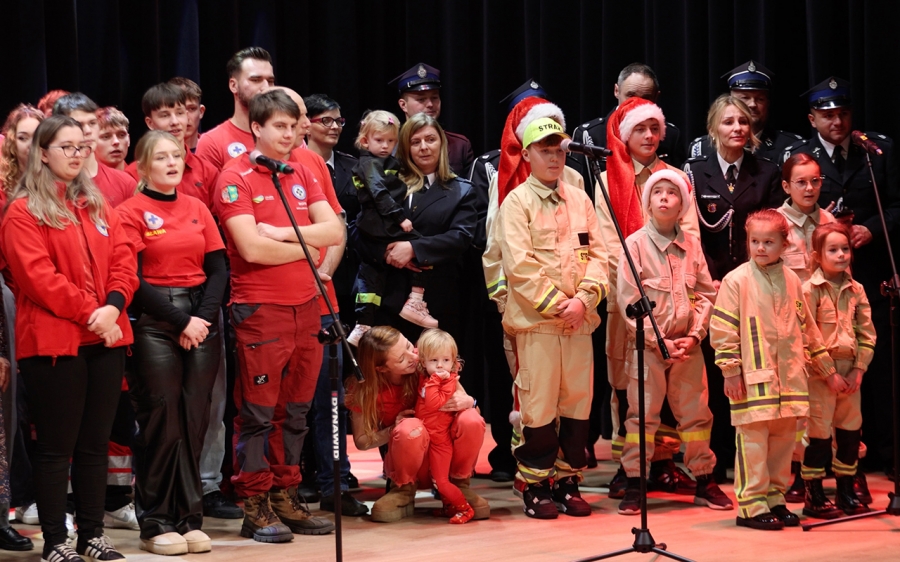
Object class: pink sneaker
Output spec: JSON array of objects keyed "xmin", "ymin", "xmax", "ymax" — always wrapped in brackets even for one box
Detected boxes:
[{"xmin": 399, "ymin": 298, "xmax": 439, "ymax": 328}]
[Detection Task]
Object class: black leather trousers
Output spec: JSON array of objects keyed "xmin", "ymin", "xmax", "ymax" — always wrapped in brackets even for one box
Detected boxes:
[{"xmin": 128, "ymin": 286, "xmax": 221, "ymax": 539}]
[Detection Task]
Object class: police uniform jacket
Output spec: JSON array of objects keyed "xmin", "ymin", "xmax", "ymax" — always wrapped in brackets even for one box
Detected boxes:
[
  {"xmin": 689, "ymin": 127, "xmax": 802, "ymax": 162},
  {"xmin": 710, "ymin": 259, "xmax": 836, "ymax": 426},
  {"xmin": 684, "ymin": 151, "xmax": 781, "ymax": 281},
  {"xmin": 498, "ymin": 175, "xmax": 608, "ymax": 336},
  {"xmin": 467, "ymin": 149, "xmax": 501, "ymax": 250},
  {"xmin": 446, "ymin": 131, "xmax": 475, "ymax": 178}
]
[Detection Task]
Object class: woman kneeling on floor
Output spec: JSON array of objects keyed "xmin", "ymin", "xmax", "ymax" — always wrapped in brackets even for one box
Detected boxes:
[{"xmin": 347, "ymin": 326, "xmax": 489, "ymax": 522}]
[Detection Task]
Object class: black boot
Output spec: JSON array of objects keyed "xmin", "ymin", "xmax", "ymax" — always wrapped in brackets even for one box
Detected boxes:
[
  {"xmin": 802, "ymin": 479, "xmax": 843, "ymax": 519},
  {"xmin": 784, "ymin": 461, "xmax": 805, "ymax": 503},
  {"xmin": 835, "ymin": 476, "xmax": 870, "ymax": 515}
]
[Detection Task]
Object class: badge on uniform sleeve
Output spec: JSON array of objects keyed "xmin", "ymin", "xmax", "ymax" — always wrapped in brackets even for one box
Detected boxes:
[
  {"xmin": 227, "ymin": 142, "xmax": 247, "ymax": 158},
  {"xmin": 143, "ymin": 212, "xmax": 164, "ymax": 230},
  {"xmin": 222, "ymin": 185, "xmax": 239, "ymax": 203},
  {"xmin": 292, "ymin": 184, "xmax": 307, "ymax": 201},
  {"xmin": 578, "ymin": 249, "xmax": 589, "ymax": 263},
  {"xmin": 96, "ymin": 223, "xmax": 108, "ymax": 237}
]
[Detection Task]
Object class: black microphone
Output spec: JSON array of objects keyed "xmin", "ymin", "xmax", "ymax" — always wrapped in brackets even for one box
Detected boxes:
[
  {"xmin": 249, "ymin": 150, "xmax": 295, "ymax": 174},
  {"xmin": 559, "ymin": 138, "xmax": 612, "ymax": 158},
  {"xmin": 850, "ymin": 131, "xmax": 883, "ymax": 156}
]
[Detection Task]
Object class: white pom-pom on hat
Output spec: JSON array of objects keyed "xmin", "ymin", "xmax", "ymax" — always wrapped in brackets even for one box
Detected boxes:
[
  {"xmin": 514, "ymin": 102, "xmax": 566, "ymax": 141},
  {"xmin": 642, "ymin": 169, "xmax": 691, "ymax": 220},
  {"xmin": 618, "ymin": 103, "xmax": 666, "ymax": 143}
]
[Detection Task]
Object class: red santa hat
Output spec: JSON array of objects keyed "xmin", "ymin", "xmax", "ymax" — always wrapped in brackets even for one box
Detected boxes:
[
  {"xmin": 605, "ymin": 97, "xmax": 668, "ymax": 237},
  {"xmin": 642, "ymin": 169, "xmax": 691, "ymax": 221},
  {"xmin": 497, "ymin": 96, "xmax": 566, "ymax": 206}
]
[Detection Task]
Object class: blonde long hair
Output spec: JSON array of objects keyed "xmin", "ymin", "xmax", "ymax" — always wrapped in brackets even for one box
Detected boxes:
[
  {"xmin": 0, "ymin": 104, "xmax": 44, "ymax": 195},
  {"xmin": 397, "ymin": 113, "xmax": 456, "ymax": 194},
  {"xmin": 352, "ymin": 326, "xmax": 419, "ymax": 438},
  {"xmin": 134, "ymin": 130, "xmax": 185, "ymax": 192},
  {"xmin": 11, "ymin": 115, "xmax": 107, "ymax": 229},
  {"xmin": 706, "ymin": 94, "xmax": 761, "ymax": 152}
]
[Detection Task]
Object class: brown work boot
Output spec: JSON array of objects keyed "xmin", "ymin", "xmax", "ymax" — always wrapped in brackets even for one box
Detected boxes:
[
  {"xmin": 240, "ymin": 492, "xmax": 294, "ymax": 543},
  {"xmin": 269, "ymin": 487, "xmax": 335, "ymax": 535},
  {"xmin": 370, "ymin": 482, "xmax": 416, "ymax": 523},
  {"xmin": 451, "ymin": 476, "xmax": 491, "ymax": 520}
]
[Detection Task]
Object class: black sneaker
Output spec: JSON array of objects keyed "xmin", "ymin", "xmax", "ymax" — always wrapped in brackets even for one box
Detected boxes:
[
  {"xmin": 347, "ymin": 472, "xmax": 361, "ymax": 491},
  {"xmin": 552, "ymin": 476, "xmax": 591, "ymax": 516},
  {"xmin": 617, "ymin": 486, "xmax": 642, "ymax": 515},
  {"xmin": 693, "ymin": 475, "xmax": 734, "ymax": 510},
  {"xmin": 522, "ymin": 480, "xmax": 558, "ymax": 519},
  {"xmin": 319, "ymin": 491, "xmax": 370, "ymax": 516},
  {"xmin": 75, "ymin": 535, "xmax": 125, "ymax": 561},
  {"xmin": 606, "ymin": 466, "xmax": 628, "ymax": 499},
  {"xmin": 203, "ymin": 490, "xmax": 244, "ymax": 519},
  {"xmin": 42, "ymin": 542, "xmax": 82, "ymax": 562}
]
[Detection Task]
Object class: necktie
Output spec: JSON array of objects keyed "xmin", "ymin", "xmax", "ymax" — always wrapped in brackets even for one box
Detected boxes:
[
  {"xmin": 833, "ymin": 146, "xmax": 845, "ymax": 175},
  {"xmin": 725, "ymin": 164, "xmax": 736, "ymax": 194}
]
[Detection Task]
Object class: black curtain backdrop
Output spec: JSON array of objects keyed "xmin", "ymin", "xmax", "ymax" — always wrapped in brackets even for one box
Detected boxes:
[{"xmin": 4, "ymin": 0, "xmax": 900, "ymax": 159}]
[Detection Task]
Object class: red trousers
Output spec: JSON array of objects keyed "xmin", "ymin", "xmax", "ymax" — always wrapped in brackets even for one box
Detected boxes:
[
  {"xmin": 230, "ymin": 301, "xmax": 322, "ymax": 497},
  {"xmin": 384, "ymin": 408, "xmax": 484, "ymax": 489}
]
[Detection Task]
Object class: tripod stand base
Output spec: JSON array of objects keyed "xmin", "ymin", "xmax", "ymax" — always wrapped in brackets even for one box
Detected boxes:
[
  {"xmin": 801, "ymin": 491, "xmax": 900, "ymax": 530},
  {"xmin": 573, "ymin": 527, "xmax": 695, "ymax": 562}
]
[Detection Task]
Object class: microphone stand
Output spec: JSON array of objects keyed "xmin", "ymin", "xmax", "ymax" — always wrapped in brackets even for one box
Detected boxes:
[
  {"xmin": 268, "ymin": 170, "xmax": 364, "ymax": 562},
  {"xmin": 574, "ymin": 157, "xmax": 693, "ymax": 562},
  {"xmin": 802, "ymin": 150, "xmax": 900, "ymax": 530}
]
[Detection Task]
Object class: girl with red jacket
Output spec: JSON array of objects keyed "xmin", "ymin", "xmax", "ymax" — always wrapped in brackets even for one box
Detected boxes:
[
  {"xmin": 116, "ymin": 131, "xmax": 226, "ymax": 555},
  {"xmin": 0, "ymin": 114, "xmax": 137, "ymax": 562}
]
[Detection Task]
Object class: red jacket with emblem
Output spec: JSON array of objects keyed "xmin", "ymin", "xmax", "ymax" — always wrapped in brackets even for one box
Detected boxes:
[{"xmin": 0, "ymin": 191, "xmax": 138, "ymax": 360}]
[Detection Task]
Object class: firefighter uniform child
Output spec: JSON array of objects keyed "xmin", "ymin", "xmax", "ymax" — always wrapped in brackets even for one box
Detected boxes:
[
  {"xmin": 801, "ymin": 223, "xmax": 875, "ymax": 519},
  {"xmin": 710, "ymin": 209, "xmax": 837, "ymax": 531},
  {"xmin": 498, "ymin": 117, "xmax": 609, "ymax": 519},
  {"xmin": 616, "ymin": 170, "xmax": 732, "ymax": 515}
]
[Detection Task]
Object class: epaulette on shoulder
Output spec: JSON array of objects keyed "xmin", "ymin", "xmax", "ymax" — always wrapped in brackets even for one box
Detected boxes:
[
  {"xmin": 867, "ymin": 132, "xmax": 893, "ymax": 146},
  {"xmin": 689, "ymin": 136, "xmax": 705, "ymax": 145},
  {"xmin": 783, "ymin": 138, "xmax": 810, "ymax": 154},
  {"xmin": 776, "ymin": 130, "xmax": 803, "ymax": 140},
  {"xmin": 478, "ymin": 149, "xmax": 501, "ymax": 161},
  {"xmin": 574, "ymin": 116, "xmax": 606, "ymax": 133},
  {"xmin": 335, "ymin": 150, "xmax": 357, "ymax": 160},
  {"xmin": 684, "ymin": 154, "xmax": 710, "ymax": 165}
]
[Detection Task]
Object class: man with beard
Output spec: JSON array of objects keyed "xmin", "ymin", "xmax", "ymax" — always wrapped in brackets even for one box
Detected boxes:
[{"xmin": 196, "ymin": 47, "xmax": 275, "ymax": 170}]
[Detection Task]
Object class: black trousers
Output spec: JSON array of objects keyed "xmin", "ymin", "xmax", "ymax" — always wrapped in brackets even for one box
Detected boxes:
[
  {"xmin": 20, "ymin": 344, "xmax": 125, "ymax": 547},
  {"xmin": 128, "ymin": 286, "xmax": 221, "ymax": 539}
]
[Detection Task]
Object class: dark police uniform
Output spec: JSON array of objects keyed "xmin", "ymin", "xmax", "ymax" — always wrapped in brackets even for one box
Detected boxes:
[
  {"xmin": 391, "ymin": 62, "xmax": 474, "ymax": 176},
  {"xmin": 571, "ymin": 111, "xmax": 685, "ymax": 202},
  {"xmin": 782, "ymin": 76, "xmax": 900, "ymax": 471},
  {"xmin": 330, "ymin": 150, "xmax": 360, "ymax": 329},
  {"xmin": 688, "ymin": 60, "xmax": 801, "ymax": 163}
]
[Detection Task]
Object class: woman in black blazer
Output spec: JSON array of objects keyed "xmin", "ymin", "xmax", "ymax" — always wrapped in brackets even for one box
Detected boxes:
[
  {"xmin": 683, "ymin": 94, "xmax": 781, "ymax": 483},
  {"xmin": 354, "ymin": 113, "xmax": 477, "ymax": 343}
]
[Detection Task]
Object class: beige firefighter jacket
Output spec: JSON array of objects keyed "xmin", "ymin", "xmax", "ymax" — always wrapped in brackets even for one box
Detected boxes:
[
  {"xmin": 595, "ymin": 158, "xmax": 700, "ymax": 314},
  {"xmin": 710, "ymin": 259, "xmax": 836, "ymax": 425},
  {"xmin": 498, "ymin": 175, "xmax": 608, "ymax": 336},
  {"xmin": 803, "ymin": 269, "xmax": 876, "ymax": 372},
  {"xmin": 483, "ymin": 166, "xmax": 584, "ymax": 313},
  {"xmin": 617, "ymin": 221, "xmax": 716, "ymax": 350},
  {"xmin": 776, "ymin": 201, "xmax": 835, "ymax": 284}
]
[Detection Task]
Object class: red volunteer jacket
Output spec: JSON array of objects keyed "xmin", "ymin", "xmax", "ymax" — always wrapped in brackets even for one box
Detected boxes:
[{"xmin": 0, "ymin": 189, "xmax": 138, "ymax": 360}]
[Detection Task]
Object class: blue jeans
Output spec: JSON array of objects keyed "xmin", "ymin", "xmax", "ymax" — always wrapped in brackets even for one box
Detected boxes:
[{"xmin": 314, "ymin": 314, "xmax": 351, "ymax": 495}]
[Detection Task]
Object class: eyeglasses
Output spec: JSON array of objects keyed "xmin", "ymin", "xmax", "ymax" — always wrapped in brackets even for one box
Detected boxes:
[
  {"xmin": 310, "ymin": 116, "xmax": 346, "ymax": 128},
  {"xmin": 49, "ymin": 145, "xmax": 93, "ymax": 158},
  {"xmin": 790, "ymin": 177, "xmax": 824, "ymax": 189}
]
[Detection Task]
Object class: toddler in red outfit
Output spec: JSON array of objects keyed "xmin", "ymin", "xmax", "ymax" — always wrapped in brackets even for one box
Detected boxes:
[{"xmin": 414, "ymin": 329, "xmax": 474, "ymax": 524}]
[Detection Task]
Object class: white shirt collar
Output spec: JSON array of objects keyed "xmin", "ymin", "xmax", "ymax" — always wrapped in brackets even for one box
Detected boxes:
[
  {"xmin": 717, "ymin": 151, "xmax": 744, "ymax": 178},
  {"xmin": 818, "ymin": 133, "xmax": 851, "ymax": 159},
  {"xmin": 426, "ymin": 172, "xmax": 436, "ymax": 187},
  {"xmin": 326, "ymin": 152, "xmax": 335, "ymax": 169}
]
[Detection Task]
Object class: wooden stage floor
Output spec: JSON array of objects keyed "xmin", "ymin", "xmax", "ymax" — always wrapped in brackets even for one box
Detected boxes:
[{"xmin": 6, "ymin": 428, "xmax": 899, "ymax": 561}]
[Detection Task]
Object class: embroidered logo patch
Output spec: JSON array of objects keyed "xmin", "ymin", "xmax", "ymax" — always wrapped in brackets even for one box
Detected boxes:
[
  {"xmin": 292, "ymin": 184, "xmax": 307, "ymax": 201},
  {"xmin": 222, "ymin": 185, "xmax": 239, "ymax": 203},
  {"xmin": 254, "ymin": 374, "xmax": 269, "ymax": 385},
  {"xmin": 577, "ymin": 249, "xmax": 589, "ymax": 263},
  {"xmin": 227, "ymin": 142, "xmax": 247, "ymax": 158},
  {"xmin": 252, "ymin": 195, "xmax": 264, "ymax": 204},
  {"xmin": 143, "ymin": 211, "xmax": 163, "ymax": 230}
]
